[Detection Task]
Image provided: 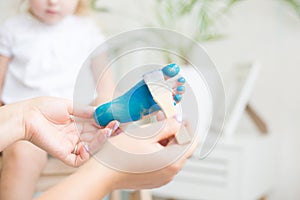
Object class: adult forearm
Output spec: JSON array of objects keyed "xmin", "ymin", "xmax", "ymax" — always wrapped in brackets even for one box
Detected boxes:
[
  {"xmin": 35, "ymin": 159, "xmax": 115, "ymax": 200},
  {"xmin": 0, "ymin": 102, "xmax": 25, "ymax": 151}
]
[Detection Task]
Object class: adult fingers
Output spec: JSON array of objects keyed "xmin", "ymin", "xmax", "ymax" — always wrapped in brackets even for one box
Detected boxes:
[
  {"xmin": 72, "ymin": 104, "xmax": 95, "ymax": 119},
  {"xmin": 64, "ymin": 141, "xmax": 90, "ymax": 167},
  {"xmin": 154, "ymin": 118, "xmax": 181, "ymax": 142}
]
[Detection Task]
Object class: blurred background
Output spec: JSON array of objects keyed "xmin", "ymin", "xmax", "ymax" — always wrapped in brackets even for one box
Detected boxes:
[{"xmin": 0, "ymin": 0, "xmax": 300, "ymax": 199}]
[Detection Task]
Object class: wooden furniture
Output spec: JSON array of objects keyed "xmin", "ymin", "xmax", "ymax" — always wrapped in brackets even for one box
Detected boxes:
[{"xmin": 151, "ymin": 128, "xmax": 278, "ymax": 200}]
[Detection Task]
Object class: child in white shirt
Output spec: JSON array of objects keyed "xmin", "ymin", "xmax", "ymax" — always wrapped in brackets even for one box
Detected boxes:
[{"xmin": 0, "ymin": 0, "xmax": 113, "ymax": 199}]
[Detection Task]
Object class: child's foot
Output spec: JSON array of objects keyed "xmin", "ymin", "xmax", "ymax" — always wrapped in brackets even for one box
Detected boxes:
[{"xmin": 94, "ymin": 63, "xmax": 185, "ymax": 126}]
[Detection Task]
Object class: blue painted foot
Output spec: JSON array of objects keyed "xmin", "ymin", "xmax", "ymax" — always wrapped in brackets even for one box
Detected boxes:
[{"xmin": 94, "ymin": 63, "xmax": 185, "ymax": 126}]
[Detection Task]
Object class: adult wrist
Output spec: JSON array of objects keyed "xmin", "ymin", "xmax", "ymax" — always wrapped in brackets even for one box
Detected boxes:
[{"xmin": 0, "ymin": 101, "xmax": 26, "ymax": 151}]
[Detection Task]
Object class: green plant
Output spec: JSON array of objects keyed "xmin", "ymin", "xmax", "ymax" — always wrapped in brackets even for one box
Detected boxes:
[
  {"xmin": 148, "ymin": 0, "xmax": 240, "ymax": 64},
  {"xmin": 91, "ymin": 0, "xmax": 109, "ymax": 12},
  {"xmin": 281, "ymin": 0, "xmax": 300, "ymax": 16},
  {"xmin": 154, "ymin": 0, "xmax": 240, "ymax": 42}
]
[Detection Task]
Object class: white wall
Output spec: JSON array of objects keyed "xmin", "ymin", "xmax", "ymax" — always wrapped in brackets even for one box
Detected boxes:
[
  {"xmin": 0, "ymin": 0, "xmax": 19, "ymax": 22},
  {"xmin": 203, "ymin": 1, "xmax": 300, "ymax": 199},
  {"xmin": 1, "ymin": 0, "xmax": 300, "ymax": 199}
]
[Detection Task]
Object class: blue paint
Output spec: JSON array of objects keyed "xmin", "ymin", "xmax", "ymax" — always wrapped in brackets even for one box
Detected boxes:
[
  {"xmin": 162, "ymin": 63, "xmax": 180, "ymax": 77},
  {"xmin": 177, "ymin": 77, "xmax": 186, "ymax": 83},
  {"xmin": 174, "ymin": 94, "xmax": 182, "ymax": 102},
  {"xmin": 94, "ymin": 80, "xmax": 160, "ymax": 126},
  {"xmin": 177, "ymin": 85, "xmax": 185, "ymax": 92},
  {"xmin": 94, "ymin": 63, "xmax": 182, "ymax": 126}
]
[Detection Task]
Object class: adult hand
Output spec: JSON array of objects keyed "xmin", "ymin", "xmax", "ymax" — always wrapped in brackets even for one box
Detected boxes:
[
  {"xmin": 112, "ymin": 118, "xmax": 198, "ymax": 189},
  {"xmin": 22, "ymin": 97, "xmax": 118, "ymax": 167},
  {"xmin": 34, "ymin": 114, "xmax": 197, "ymax": 200},
  {"xmin": 85, "ymin": 118, "xmax": 198, "ymax": 190}
]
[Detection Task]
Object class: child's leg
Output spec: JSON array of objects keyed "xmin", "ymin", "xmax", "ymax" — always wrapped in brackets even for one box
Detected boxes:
[{"xmin": 0, "ymin": 141, "xmax": 47, "ymax": 200}]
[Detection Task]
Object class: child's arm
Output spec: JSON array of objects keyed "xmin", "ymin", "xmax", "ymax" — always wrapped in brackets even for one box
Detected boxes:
[
  {"xmin": 90, "ymin": 54, "xmax": 116, "ymax": 106},
  {"xmin": 0, "ymin": 55, "xmax": 10, "ymax": 106}
]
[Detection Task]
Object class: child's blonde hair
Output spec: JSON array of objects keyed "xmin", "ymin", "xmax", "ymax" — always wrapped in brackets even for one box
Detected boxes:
[{"xmin": 75, "ymin": 0, "xmax": 92, "ymax": 16}]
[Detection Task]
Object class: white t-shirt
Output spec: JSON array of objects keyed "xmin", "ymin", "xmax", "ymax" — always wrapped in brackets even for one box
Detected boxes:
[{"xmin": 0, "ymin": 13, "xmax": 105, "ymax": 103}]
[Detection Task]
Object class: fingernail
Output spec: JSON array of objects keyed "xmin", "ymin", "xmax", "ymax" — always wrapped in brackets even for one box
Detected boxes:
[
  {"xmin": 177, "ymin": 77, "xmax": 186, "ymax": 83},
  {"xmin": 106, "ymin": 129, "xmax": 112, "ymax": 138},
  {"xmin": 162, "ymin": 63, "xmax": 180, "ymax": 78},
  {"xmin": 174, "ymin": 94, "xmax": 182, "ymax": 102},
  {"xmin": 177, "ymin": 85, "xmax": 185, "ymax": 92},
  {"xmin": 84, "ymin": 143, "xmax": 89, "ymax": 152},
  {"xmin": 113, "ymin": 121, "xmax": 120, "ymax": 132},
  {"xmin": 173, "ymin": 114, "xmax": 182, "ymax": 122}
]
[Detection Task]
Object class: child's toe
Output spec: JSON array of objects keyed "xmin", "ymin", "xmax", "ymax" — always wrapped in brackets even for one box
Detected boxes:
[{"xmin": 162, "ymin": 63, "xmax": 180, "ymax": 78}]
